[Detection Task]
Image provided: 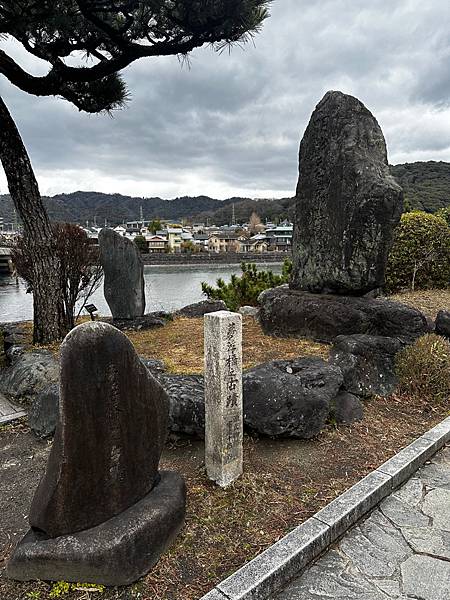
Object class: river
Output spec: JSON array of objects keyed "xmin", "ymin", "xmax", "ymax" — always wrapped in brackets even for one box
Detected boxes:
[{"xmin": 0, "ymin": 263, "xmax": 283, "ymax": 323}]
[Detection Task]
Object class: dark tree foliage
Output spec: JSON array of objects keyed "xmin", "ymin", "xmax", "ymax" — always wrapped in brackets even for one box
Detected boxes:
[
  {"xmin": 0, "ymin": 0, "xmax": 271, "ymax": 343},
  {"xmin": 202, "ymin": 259, "xmax": 292, "ymax": 311},
  {"xmin": 12, "ymin": 223, "xmax": 103, "ymax": 330},
  {"xmin": 0, "ymin": 1, "xmax": 271, "ymax": 112}
]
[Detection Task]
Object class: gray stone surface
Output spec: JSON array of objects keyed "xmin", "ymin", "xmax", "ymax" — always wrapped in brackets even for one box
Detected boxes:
[
  {"xmin": 330, "ymin": 391, "xmax": 363, "ymax": 425},
  {"xmin": 176, "ymin": 299, "xmax": 228, "ymax": 318},
  {"xmin": 28, "ymin": 384, "xmax": 59, "ymax": 439},
  {"xmin": 435, "ymin": 310, "xmax": 450, "ymax": 338},
  {"xmin": 99, "ymin": 227, "xmax": 145, "ymax": 319},
  {"xmin": 204, "ymin": 311, "xmax": 243, "ymax": 487},
  {"xmin": 243, "ymin": 357, "xmax": 343, "ymax": 438},
  {"xmin": 0, "ymin": 392, "xmax": 27, "ymax": 425},
  {"xmin": 276, "ymin": 443, "xmax": 450, "ymax": 600},
  {"xmin": 258, "ymin": 287, "xmax": 429, "ymax": 343},
  {"xmin": 0, "ymin": 350, "xmax": 59, "ymax": 404},
  {"xmin": 329, "ymin": 334, "xmax": 404, "ymax": 398},
  {"xmin": 314, "ymin": 471, "xmax": 392, "ymax": 539},
  {"xmin": 401, "ymin": 555, "xmax": 450, "ymax": 600},
  {"xmin": 7, "ymin": 471, "xmax": 186, "ymax": 586},
  {"xmin": 239, "ymin": 305, "xmax": 259, "ymax": 317},
  {"xmin": 291, "ymin": 90, "xmax": 403, "ymax": 295}
]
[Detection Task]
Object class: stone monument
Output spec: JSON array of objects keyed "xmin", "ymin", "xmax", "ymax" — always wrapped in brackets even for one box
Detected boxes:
[
  {"xmin": 7, "ymin": 322, "xmax": 186, "ymax": 585},
  {"xmin": 291, "ymin": 90, "xmax": 403, "ymax": 295},
  {"xmin": 259, "ymin": 91, "xmax": 429, "ymax": 342},
  {"xmin": 99, "ymin": 228, "xmax": 145, "ymax": 319},
  {"xmin": 204, "ymin": 311, "xmax": 243, "ymax": 487}
]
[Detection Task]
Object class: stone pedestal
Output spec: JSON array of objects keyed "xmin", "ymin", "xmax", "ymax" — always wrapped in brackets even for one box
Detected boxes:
[{"xmin": 204, "ymin": 311, "xmax": 243, "ymax": 487}]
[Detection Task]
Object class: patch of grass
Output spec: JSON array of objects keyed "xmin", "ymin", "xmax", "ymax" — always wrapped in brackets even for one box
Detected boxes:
[
  {"xmin": 390, "ymin": 288, "xmax": 450, "ymax": 320},
  {"xmin": 127, "ymin": 316, "xmax": 328, "ymax": 374}
]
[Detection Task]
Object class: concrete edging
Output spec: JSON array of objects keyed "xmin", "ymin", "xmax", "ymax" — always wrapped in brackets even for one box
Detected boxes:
[{"xmin": 200, "ymin": 415, "xmax": 450, "ymax": 600}]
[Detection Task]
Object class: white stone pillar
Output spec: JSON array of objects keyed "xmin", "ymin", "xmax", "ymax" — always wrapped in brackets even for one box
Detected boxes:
[{"xmin": 204, "ymin": 310, "xmax": 243, "ymax": 487}]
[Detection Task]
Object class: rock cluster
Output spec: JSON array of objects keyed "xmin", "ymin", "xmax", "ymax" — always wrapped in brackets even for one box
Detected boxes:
[{"xmin": 7, "ymin": 322, "xmax": 185, "ymax": 585}]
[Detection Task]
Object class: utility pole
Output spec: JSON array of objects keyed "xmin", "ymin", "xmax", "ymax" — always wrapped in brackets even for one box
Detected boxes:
[{"xmin": 231, "ymin": 203, "xmax": 236, "ymax": 226}]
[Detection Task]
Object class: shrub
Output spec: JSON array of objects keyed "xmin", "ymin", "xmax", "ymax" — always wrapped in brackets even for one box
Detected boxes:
[
  {"xmin": 385, "ymin": 211, "xmax": 450, "ymax": 292},
  {"xmin": 201, "ymin": 260, "xmax": 292, "ymax": 311},
  {"xmin": 134, "ymin": 235, "xmax": 148, "ymax": 253},
  {"xmin": 436, "ymin": 206, "xmax": 450, "ymax": 227},
  {"xmin": 395, "ymin": 334, "xmax": 450, "ymax": 404}
]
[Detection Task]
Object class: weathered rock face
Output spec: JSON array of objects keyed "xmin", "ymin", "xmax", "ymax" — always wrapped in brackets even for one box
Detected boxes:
[
  {"xmin": 161, "ymin": 374, "xmax": 205, "ymax": 438},
  {"xmin": 176, "ymin": 299, "xmax": 228, "ymax": 318},
  {"xmin": 28, "ymin": 384, "xmax": 59, "ymax": 439},
  {"xmin": 329, "ymin": 334, "xmax": 405, "ymax": 398},
  {"xmin": 243, "ymin": 357, "xmax": 343, "ymax": 438},
  {"xmin": 29, "ymin": 321, "xmax": 169, "ymax": 537},
  {"xmin": 258, "ymin": 287, "xmax": 429, "ymax": 343},
  {"xmin": 9, "ymin": 321, "xmax": 186, "ymax": 585},
  {"xmin": 99, "ymin": 228, "xmax": 145, "ymax": 319},
  {"xmin": 291, "ymin": 90, "xmax": 403, "ymax": 295},
  {"xmin": 435, "ymin": 310, "xmax": 450, "ymax": 338},
  {"xmin": 330, "ymin": 391, "xmax": 364, "ymax": 425},
  {"xmin": 0, "ymin": 351, "xmax": 59, "ymax": 404}
]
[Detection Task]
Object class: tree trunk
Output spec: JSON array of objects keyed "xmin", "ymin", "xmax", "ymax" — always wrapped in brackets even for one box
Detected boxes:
[{"xmin": 0, "ymin": 95, "xmax": 67, "ymax": 344}]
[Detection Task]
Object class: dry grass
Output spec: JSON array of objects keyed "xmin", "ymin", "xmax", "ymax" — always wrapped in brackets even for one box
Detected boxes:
[
  {"xmin": 0, "ymin": 393, "xmax": 447, "ymax": 600},
  {"xmin": 391, "ymin": 288, "xmax": 450, "ymax": 320},
  {"xmin": 128, "ymin": 316, "xmax": 327, "ymax": 374}
]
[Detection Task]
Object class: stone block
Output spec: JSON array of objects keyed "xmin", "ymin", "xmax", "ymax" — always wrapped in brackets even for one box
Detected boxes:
[
  {"xmin": 314, "ymin": 471, "xmax": 392, "ymax": 539},
  {"xmin": 204, "ymin": 311, "xmax": 243, "ymax": 487},
  {"xmin": 376, "ymin": 435, "xmax": 444, "ymax": 489}
]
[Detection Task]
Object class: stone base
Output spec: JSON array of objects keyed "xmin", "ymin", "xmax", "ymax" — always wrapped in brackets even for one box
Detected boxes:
[
  {"xmin": 7, "ymin": 471, "xmax": 186, "ymax": 586},
  {"xmin": 258, "ymin": 287, "xmax": 429, "ymax": 343}
]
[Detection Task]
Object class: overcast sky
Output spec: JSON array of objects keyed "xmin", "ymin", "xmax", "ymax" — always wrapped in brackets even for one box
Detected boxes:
[{"xmin": 1, "ymin": 0, "xmax": 449, "ymax": 199}]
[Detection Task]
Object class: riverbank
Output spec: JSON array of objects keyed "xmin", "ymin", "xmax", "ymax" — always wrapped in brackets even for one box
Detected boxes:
[{"xmin": 142, "ymin": 252, "xmax": 289, "ymax": 265}]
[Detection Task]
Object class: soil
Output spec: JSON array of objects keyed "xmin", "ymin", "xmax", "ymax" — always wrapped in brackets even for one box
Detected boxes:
[{"xmin": 0, "ymin": 392, "xmax": 447, "ymax": 600}]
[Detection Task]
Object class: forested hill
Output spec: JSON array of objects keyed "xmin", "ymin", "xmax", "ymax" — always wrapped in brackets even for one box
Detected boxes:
[
  {"xmin": 0, "ymin": 161, "xmax": 449, "ymax": 226},
  {"xmin": 390, "ymin": 161, "xmax": 450, "ymax": 212}
]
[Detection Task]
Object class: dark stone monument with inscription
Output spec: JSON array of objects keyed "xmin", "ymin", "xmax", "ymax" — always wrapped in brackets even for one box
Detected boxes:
[
  {"xmin": 99, "ymin": 228, "xmax": 145, "ymax": 320},
  {"xmin": 7, "ymin": 322, "xmax": 186, "ymax": 585},
  {"xmin": 259, "ymin": 91, "xmax": 430, "ymax": 345}
]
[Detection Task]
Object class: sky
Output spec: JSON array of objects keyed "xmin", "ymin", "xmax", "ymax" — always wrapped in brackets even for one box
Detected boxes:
[{"xmin": 0, "ymin": 0, "xmax": 449, "ymax": 200}]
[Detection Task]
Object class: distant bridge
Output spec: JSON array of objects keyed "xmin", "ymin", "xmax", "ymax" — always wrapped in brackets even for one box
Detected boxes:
[{"xmin": 0, "ymin": 246, "xmax": 12, "ymax": 274}]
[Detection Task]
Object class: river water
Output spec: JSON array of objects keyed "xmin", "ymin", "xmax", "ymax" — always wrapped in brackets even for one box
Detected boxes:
[{"xmin": 0, "ymin": 263, "xmax": 283, "ymax": 323}]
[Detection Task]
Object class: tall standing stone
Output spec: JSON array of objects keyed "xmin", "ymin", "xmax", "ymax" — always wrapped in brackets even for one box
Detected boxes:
[
  {"xmin": 291, "ymin": 90, "xmax": 403, "ymax": 295},
  {"xmin": 99, "ymin": 228, "xmax": 145, "ymax": 319},
  {"xmin": 204, "ymin": 311, "xmax": 243, "ymax": 487},
  {"xmin": 7, "ymin": 322, "xmax": 186, "ymax": 585}
]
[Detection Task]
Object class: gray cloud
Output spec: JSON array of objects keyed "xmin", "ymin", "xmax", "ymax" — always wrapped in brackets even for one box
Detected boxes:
[{"xmin": 1, "ymin": 0, "xmax": 449, "ymax": 198}]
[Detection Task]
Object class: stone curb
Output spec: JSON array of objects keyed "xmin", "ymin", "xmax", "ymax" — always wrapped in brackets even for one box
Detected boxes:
[
  {"xmin": 0, "ymin": 411, "xmax": 27, "ymax": 426},
  {"xmin": 199, "ymin": 415, "xmax": 450, "ymax": 600}
]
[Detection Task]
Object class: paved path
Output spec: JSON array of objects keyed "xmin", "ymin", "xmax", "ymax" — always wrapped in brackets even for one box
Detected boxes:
[
  {"xmin": 277, "ymin": 444, "xmax": 450, "ymax": 600},
  {"xmin": 0, "ymin": 393, "xmax": 26, "ymax": 425}
]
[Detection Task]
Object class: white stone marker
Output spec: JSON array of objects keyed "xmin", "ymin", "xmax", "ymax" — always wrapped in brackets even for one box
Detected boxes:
[{"xmin": 204, "ymin": 310, "xmax": 243, "ymax": 487}]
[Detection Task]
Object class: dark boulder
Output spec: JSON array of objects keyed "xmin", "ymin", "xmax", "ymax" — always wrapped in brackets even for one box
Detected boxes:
[
  {"xmin": 258, "ymin": 287, "xmax": 429, "ymax": 343},
  {"xmin": 175, "ymin": 299, "xmax": 228, "ymax": 318},
  {"xmin": 291, "ymin": 90, "xmax": 403, "ymax": 295},
  {"xmin": 243, "ymin": 357, "xmax": 343, "ymax": 438},
  {"xmin": 28, "ymin": 384, "xmax": 59, "ymax": 439},
  {"xmin": 330, "ymin": 391, "xmax": 364, "ymax": 424},
  {"xmin": 161, "ymin": 374, "xmax": 205, "ymax": 438},
  {"xmin": 99, "ymin": 228, "xmax": 145, "ymax": 319},
  {"xmin": 29, "ymin": 322, "xmax": 170, "ymax": 537},
  {"xmin": 329, "ymin": 334, "xmax": 406, "ymax": 398},
  {"xmin": 435, "ymin": 310, "xmax": 450, "ymax": 338},
  {"xmin": 8, "ymin": 321, "xmax": 185, "ymax": 586},
  {"xmin": 0, "ymin": 350, "xmax": 59, "ymax": 404}
]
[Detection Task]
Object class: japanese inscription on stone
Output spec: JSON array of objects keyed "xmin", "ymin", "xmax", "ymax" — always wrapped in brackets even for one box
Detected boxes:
[{"xmin": 204, "ymin": 311, "xmax": 243, "ymax": 487}]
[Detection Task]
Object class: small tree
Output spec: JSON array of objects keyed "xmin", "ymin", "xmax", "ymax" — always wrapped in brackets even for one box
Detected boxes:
[
  {"xmin": 134, "ymin": 235, "xmax": 148, "ymax": 254},
  {"xmin": 202, "ymin": 260, "xmax": 292, "ymax": 311},
  {"xmin": 0, "ymin": 1, "xmax": 271, "ymax": 343},
  {"xmin": 12, "ymin": 224, "xmax": 103, "ymax": 331},
  {"xmin": 249, "ymin": 211, "xmax": 263, "ymax": 233},
  {"xmin": 385, "ymin": 211, "xmax": 450, "ymax": 292}
]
